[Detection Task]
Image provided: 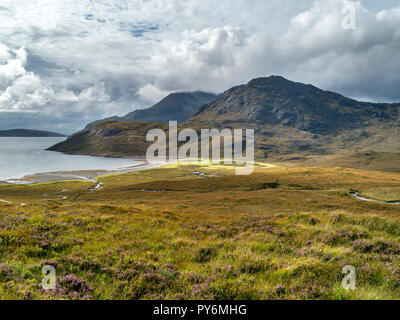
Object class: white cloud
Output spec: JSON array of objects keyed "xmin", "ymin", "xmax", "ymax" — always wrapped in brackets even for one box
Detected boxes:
[
  {"xmin": 0, "ymin": 73, "xmax": 49, "ymax": 112},
  {"xmin": 271, "ymin": 0, "xmax": 400, "ymax": 99},
  {"xmin": 0, "ymin": 0, "xmax": 399, "ymax": 132},
  {"xmin": 0, "ymin": 47, "xmax": 27, "ymax": 88},
  {"xmin": 0, "ymin": 43, "xmax": 12, "ymax": 64},
  {"xmin": 146, "ymin": 26, "xmax": 252, "ymax": 93},
  {"xmin": 0, "ymin": 43, "xmax": 117, "ymax": 118},
  {"xmin": 137, "ymin": 84, "xmax": 171, "ymax": 104}
]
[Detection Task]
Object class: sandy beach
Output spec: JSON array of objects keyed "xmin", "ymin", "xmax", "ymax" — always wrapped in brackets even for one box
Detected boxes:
[{"xmin": 0, "ymin": 161, "xmax": 163, "ymax": 185}]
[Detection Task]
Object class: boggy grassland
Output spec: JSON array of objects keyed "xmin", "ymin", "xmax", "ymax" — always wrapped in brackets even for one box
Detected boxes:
[{"xmin": 1, "ymin": 162, "xmax": 400, "ymax": 300}]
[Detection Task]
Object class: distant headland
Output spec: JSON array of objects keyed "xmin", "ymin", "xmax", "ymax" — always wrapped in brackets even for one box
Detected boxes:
[{"xmin": 0, "ymin": 129, "xmax": 67, "ymax": 137}]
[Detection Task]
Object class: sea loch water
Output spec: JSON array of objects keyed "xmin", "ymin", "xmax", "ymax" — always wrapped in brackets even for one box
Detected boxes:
[{"xmin": 0, "ymin": 137, "xmax": 139, "ymax": 181}]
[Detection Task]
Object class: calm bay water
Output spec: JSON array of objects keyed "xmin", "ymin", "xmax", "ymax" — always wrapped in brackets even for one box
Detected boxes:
[{"xmin": 0, "ymin": 137, "xmax": 139, "ymax": 181}]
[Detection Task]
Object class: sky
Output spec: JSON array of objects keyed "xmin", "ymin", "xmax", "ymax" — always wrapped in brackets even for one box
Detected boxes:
[{"xmin": 0, "ymin": 0, "xmax": 399, "ymax": 134}]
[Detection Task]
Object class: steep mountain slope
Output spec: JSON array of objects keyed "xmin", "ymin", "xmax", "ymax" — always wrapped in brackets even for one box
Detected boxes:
[
  {"xmin": 190, "ymin": 76, "xmax": 399, "ymax": 134},
  {"xmin": 121, "ymin": 91, "xmax": 218, "ymax": 123},
  {"xmin": 0, "ymin": 129, "xmax": 66, "ymax": 137},
  {"xmin": 48, "ymin": 76, "xmax": 400, "ymax": 158},
  {"xmin": 85, "ymin": 91, "xmax": 218, "ymax": 129},
  {"xmin": 48, "ymin": 122, "xmax": 167, "ymax": 157},
  {"xmin": 48, "ymin": 91, "xmax": 217, "ymax": 155}
]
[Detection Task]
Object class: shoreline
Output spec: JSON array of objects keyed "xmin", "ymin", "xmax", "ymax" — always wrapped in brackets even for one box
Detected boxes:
[
  {"xmin": 0, "ymin": 161, "xmax": 163, "ymax": 185},
  {"xmin": 1, "ymin": 160, "xmax": 278, "ymax": 185}
]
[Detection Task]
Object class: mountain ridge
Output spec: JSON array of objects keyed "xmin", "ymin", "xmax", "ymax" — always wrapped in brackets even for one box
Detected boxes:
[
  {"xmin": 84, "ymin": 91, "xmax": 218, "ymax": 130},
  {"xmin": 48, "ymin": 76, "xmax": 400, "ymax": 158},
  {"xmin": 122, "ymin": 91, "xmax": 218, "ymax": 123},
  {"xmin": 189, "ymin": 75, "xmax": 399, "ymax": 134}
]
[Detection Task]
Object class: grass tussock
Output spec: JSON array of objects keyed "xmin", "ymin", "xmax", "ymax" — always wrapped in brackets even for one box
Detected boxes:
[{"xmin": 0, "ymin": 165, "xmax": 400, "ymax": 300}]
